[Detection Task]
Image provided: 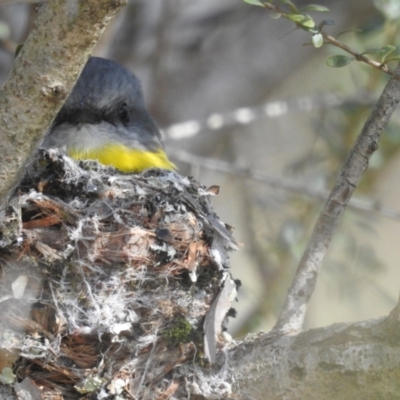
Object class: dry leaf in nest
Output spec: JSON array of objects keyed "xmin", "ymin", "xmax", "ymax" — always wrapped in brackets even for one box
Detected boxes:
[{"xmin": 0, "ymin": 149, "xmax": 240, "ymax": 400}]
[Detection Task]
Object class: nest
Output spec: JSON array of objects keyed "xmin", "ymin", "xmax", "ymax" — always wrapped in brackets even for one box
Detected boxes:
[{"xmin": 0, "ymin": 150, "xmax": 239, "ymax": 400}]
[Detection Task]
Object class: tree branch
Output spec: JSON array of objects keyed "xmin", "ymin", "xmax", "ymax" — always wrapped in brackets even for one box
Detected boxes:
[
  {"xmin": 273, "ymin": 62, "xmax": 400, "ymax": 334},
  {"xmin": 0, "ymin": 0, "xmax": 126, "ymax": 205},
  {"xmin": 225, "ymin": 313, "xmax": 400, "ymax": 400}
]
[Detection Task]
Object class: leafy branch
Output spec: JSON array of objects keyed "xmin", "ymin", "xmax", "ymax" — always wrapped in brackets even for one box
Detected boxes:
[{"xmin": 244, "ymin": 0, "xmax": 400, "ymax": 79}]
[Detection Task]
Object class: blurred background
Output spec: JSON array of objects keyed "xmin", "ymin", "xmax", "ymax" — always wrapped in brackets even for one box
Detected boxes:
[{"xmin": 0, "ymin": 0, "xmax": 399, "ymax": 335}]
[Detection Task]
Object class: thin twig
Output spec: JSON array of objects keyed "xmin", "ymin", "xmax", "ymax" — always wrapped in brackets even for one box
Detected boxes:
[
  {"xmin": 170, "ymin": 150, "xmax": 400, "ymax": 220},
  {"xmin": 272, "ymin": 62, "xmax": 400, "ymax": 334},
  {"xmin": 261, "ymin": 2, "xmax": 400, "ymax": 80},
  {"xmin": 321, "ymin": 32, "xmax": 395, "ymax": 77}
]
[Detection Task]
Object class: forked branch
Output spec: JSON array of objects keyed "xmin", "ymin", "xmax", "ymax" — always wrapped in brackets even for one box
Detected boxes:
[{"xmin": 273, "ymin": 62, "xmax": 400, "ymax": 334}]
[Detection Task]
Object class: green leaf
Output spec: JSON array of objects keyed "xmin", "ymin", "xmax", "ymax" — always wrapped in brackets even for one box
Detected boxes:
[
  {"xmin": 362, "ymin": 44, "xmax": 396, "ymax": 55},
  {"xmin": 280, "ymin": 0, "xmax": 298, "ymax": 13},
  {"xmin": 362, "ymin": 48, "xmax": 390, "ymax": 55},
  {"xmin": 384, "ymin": 55, "xmax": 400, "ymax": 62},
  {"xmin": 300, "ymin": 4, "xmax": 330, "ymax": 12},
  {"xmin": 336, "ymin": 29, "xmax": 362, "ymax": 39},
  {"xmin": 318, "ymin": 19, "xmax": 335, "ymax": 30},
  {"xmin": 379, "ymin": 44, "xmax": 395, "ymax": 54},
  {"xmin": 381, "ymin": 44, "xmax": 396, "ymax": 62},
  {"xmin": 242, "ymin": 0, "xmax": 265, "ymax": 6},
  {"xmin": 287, "ymin": 13, "xmax": 315, "ymax": 28},
  {"xmin": 326, "ymin": 55, "xmax": 355, "ymax": 68},
  {"xmin": 362, "ymin": 45, "xmax": 396, "ymax": 62},
  {"xmin": 311, "ymin": 33, "xmax": 323, "ymax": 48}
]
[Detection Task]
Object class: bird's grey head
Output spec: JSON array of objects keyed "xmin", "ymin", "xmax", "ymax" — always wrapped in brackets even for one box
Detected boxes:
[{"xmin": 42, "ymin": 57, "xmax": 162, "ymax": 152}]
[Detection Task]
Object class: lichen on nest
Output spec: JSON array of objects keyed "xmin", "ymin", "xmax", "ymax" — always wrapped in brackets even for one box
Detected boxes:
[{"xmin": 0, "ymin": 149, "xmax": 239, "ymax": 399}]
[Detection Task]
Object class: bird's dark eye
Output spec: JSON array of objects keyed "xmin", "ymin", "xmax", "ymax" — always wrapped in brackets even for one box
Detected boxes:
[{"xmin": 118, "ymin": 103, "xmax": 129, "ymax": 124}]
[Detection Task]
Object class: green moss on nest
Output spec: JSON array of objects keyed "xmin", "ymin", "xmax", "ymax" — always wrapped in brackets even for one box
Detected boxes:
[{"xmin": 162, "ymin": 316, "xmax": 193, "ymax": 345}]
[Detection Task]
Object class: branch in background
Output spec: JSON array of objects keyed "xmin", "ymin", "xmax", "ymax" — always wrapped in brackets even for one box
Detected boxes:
[
  {"xmin": 273, "ymin": 62, "xmax": 400, "ymax": 334},
  {"xmin": 170, "ymin": 149, "xmax": 400, "ymax": 220},
  {"xmin": 163, "ymin": 93, "xmax": 372, "ymax": 141},
  {"xmin": 0, "ymin": 0, "xmax": 126, "ymax": 205}
]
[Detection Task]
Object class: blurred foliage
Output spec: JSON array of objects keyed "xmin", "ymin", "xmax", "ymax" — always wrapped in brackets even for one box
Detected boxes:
[
  {"xmin": 0, "ymin": 22, "xmax": 9, "ymax": 40},
  {"xmin": 243, "ymin": 0, "xmax": 400, "ymax": 71}
]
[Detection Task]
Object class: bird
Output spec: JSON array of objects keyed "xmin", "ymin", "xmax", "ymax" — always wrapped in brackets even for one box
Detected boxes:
[{"xmin": 42, "ymin": 57, "xmax": 175, "ymax": 173}]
